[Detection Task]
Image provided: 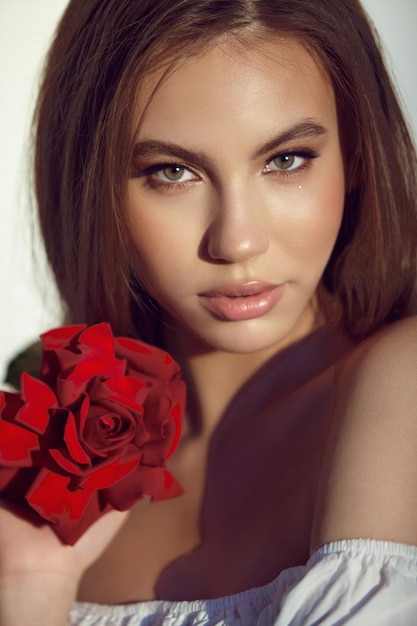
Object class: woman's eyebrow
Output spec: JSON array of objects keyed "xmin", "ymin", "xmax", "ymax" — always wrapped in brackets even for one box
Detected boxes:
[
  {"xmin": 133, "ymin": 141, "xmax": 213, "ymax": 170},
  {"xmin": 251, "ymin": 119, "xmax": 328, "ymax": 159},
  {"xmin": 132, "ymin": 119, "xmax": 328, "ymax": 167}
]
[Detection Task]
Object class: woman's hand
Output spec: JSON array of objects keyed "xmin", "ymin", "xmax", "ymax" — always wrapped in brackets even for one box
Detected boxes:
[{"xmin": 0, "ymin": 501, "xmax": 128, "ymax": 626}]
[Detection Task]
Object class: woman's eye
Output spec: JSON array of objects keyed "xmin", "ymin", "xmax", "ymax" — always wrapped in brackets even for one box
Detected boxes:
[
  {"xmin": 132, "ymin": 161, "xmax": 200, "ymax": 191},
  {"xmin": 265, "ymin": 153, "xmax": 305, "ymax": 172},
  {"xmin": 154, "ymin": 165, "xmax": 195, "ymax": 183},
  {"xmin": 263, "ymin": 149, "xmax": 318, "ymax": 176}
]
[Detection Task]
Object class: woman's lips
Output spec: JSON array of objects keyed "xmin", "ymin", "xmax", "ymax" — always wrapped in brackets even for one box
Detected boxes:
[{"xmin": 198, "ymin": 282, "xmax": 285, "ymax": 321}]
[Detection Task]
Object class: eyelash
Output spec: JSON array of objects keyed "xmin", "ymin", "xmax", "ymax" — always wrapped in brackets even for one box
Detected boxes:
[
  {"xmin": 263, "ymin": 149, "xmax": 318, "ymax": 177},
  {"xmin": 136, "ymin": 163, "xmax": 199, "ymax": 192},
  {"xmin": 135, "ymin": 148, "xmax": 318, "ymax": 192}
]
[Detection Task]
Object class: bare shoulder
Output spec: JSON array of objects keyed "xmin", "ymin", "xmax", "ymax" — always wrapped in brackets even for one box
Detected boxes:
[
  {"xmin": 311, "ymin": 317, "xmax": 417, "ymax": 551},
  {"xmin": 339, "ymin": 315, "xmax": 417, "ymax": 377}
]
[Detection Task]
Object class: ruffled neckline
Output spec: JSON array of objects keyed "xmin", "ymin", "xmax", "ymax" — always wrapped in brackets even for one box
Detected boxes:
[{"xmin": 71, "ymin": 539, "xmax": 417, "ymax": 619}]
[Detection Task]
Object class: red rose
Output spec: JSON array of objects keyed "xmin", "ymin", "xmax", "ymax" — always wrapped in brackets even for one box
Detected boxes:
[{"xmin": 0, "ymin": 323, "xmax": 185, "ymax": 544}]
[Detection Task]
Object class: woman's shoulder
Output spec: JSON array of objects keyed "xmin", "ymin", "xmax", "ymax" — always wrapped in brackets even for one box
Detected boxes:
[
  {"xmin": 311, "ymin": 316, "xmax": 417, "ymax": 552},
  {"xmin": 337, "ymin": 315, "xmax": 417, "ymax": 377}
]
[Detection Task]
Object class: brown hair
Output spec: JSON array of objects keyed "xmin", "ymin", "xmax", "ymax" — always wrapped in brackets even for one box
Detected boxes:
[{"xmin": 33, "ymin": 0, "xmax": 417, "ymax": 343}]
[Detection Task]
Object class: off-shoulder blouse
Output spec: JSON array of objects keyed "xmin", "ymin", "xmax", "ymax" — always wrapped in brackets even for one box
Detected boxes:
[{"xmin": 69, "ymin": 539, "xmax": 417, "ymax": 625}]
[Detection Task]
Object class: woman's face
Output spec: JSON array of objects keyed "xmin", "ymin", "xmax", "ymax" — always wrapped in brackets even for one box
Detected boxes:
[{"xmin": 128, "ymin": 36, "xmax": 345, "ymax": 355}]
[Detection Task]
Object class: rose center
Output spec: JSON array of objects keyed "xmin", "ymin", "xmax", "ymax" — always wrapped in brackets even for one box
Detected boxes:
[{"xmin": 99, "ymin": 414, "xmax": 121, "ymax": 436}]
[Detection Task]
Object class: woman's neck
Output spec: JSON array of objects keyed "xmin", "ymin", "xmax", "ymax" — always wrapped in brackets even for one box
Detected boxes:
[{"xmin": 162, "ymin": 306, "xmax": 324, "ymax": 439}]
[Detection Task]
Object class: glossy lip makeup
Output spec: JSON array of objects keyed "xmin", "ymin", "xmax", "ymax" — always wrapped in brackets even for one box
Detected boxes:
[{"xmin": 198, "ymin": 282, "xmax": 285, "ymax": 322}]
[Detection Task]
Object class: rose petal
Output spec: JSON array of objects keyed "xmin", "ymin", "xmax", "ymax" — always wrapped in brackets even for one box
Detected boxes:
[
  {"xmin": 51, "ymin": 495, "xmax": 112, "ymax": 545},
  {"xmin": 64, "ymin": 357, "xmax": 125, "ymax": 390},
  {"xmin": 140, "ymin": 382, "xmax": 171, "ymax": 440},
  {"xmin": 56, "ymin": 357, "xmax": 126, "ymax": 405},
  {"xmin": 105, "ymin": 465, "xmax": 183, "ymax": 510},
  {"xmin": 40, "ymin": 326, "xmax": 86, "ymax": 385},
  {"xmin": 139, "ymin": 440, "xmax": 169, "ymax": 466},
  {"xmin": 49, "ymin": 448, "xmax": 85, "ymax": 475},
  {"xmin": 45, "ymin": 324, "xmax": 126, "ymax": 403},
  {"xmin": 115, "ymin": 336, "xmax": 152, "ymax": 357},
  {"xmin": 0, "ymin": 390, "xmax": 23, "ymax": 419},
  {"xmin": 77, "ymin": 390, "xmax": 138, "ymax": 456},
  {"xmin": 26, "ymin": 468, "xmax": 93, "ymax": 522},
  {"xmin": 104, "ymin": 376, "xmax": 148, "ymax": 402},
  {"xmin": 0, "ymin": 420, "xmax": 40, "ymax": 466},
  {"xmin": 166, "ymin": 402, "xmax": 183, "ymax": 459},
  {"xmin": 63, "ymin": 408, "xmax": 91, "ymax": 465},
  {"xmin": 80, "ymin": 450, "xmax": 140, "ymax": 490},
  {"xmin": 151, "ymin": 468, "xmax": 184, "ymax": 501},
  {"xmin": 105, "ymin": 393, "xmax": 145, "ymax": 415},
  {"xmin": 78, "ymin": 323, "xmax": 115, "ymax": 355},
  {"xmin": 89, "ymin": 376, "xmax": 147, "ymax": 418},
  {"xmin": 82, "ymin": 411, "xmax": 136, "ymax": 455},
  {"xmin": 40, "ymin": 324, "xmax": 86, "ymax": 350},
  {"xmin": 0, "ymin": 467, "xmax": 19, "ymax": 492},
  {"xmin": 16, "ymin": 373, "xmax": 57, "ymax": 434},
  {"xmin": 116, "ymin": 337, "xmax": 181, "ymax": 380},
  {"xmin": 78, "ymin": 392, "xmax": 89, "ymax": 431}
]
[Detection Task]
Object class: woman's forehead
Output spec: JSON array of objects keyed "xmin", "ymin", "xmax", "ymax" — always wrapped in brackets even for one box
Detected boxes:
[
  {"xmin": 138, "ymin": 33, "xmax": 329, "ymax": 97},
  {"xmin": 133, "ymin": 36, "xmax": 335, "ymax": 145}
]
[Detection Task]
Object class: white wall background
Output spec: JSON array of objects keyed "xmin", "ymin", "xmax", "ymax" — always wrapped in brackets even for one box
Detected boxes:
[{"xmin": 0, "ymin": 0, "xmax": 417, "ymax": 384}]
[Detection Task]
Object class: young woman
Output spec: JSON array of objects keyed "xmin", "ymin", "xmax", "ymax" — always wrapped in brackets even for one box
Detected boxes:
[{"xmin": 1, "ymin": 0, "xmax": 417, "ymax": 624}]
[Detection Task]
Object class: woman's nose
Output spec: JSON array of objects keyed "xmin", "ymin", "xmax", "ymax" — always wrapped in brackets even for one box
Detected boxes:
[{"xmin": 205, "ymin": 185, "xmax": 270, "ymax": 263}]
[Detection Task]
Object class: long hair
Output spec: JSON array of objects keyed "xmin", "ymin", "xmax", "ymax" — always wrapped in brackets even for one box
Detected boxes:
[{"xmin": 33, "ymin": 0, "xmax": 417, "ymax": 343}]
